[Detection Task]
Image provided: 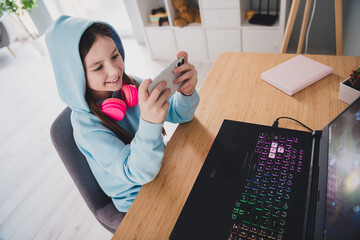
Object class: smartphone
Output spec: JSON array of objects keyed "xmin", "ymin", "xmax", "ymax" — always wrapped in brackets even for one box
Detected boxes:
[{"xmin": 148, "ymin": 57, "xmax": 186, "ymax": 100}]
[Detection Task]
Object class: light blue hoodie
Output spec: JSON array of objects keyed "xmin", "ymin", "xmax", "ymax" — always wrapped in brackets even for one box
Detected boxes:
[{"xmin": 45, "ymin": 15, "xmax": 200, "ymax": 212}]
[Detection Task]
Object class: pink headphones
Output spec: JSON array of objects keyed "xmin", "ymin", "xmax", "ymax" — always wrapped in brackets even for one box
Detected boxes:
[{"xmin": 97, "ymin": 84, "xmax": 138, "ymax": 121}]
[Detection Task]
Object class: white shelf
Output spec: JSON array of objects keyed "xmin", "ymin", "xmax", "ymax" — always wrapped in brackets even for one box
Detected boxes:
[{"xmin": 135, "ymin": 0, "xmax": 288, "ymax": 61}]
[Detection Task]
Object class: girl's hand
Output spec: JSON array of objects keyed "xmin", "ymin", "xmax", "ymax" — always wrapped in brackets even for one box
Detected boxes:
[
  {"xmin": 138, "ymin": 79, "xmax": 171, "ymax": 124},
  {"xmin": 173, "ymin": 51, "xmax": 198, "ymax": 96}
]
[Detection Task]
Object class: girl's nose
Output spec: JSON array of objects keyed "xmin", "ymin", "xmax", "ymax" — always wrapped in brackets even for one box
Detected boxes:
[{"xmin": 107, "ymin": 61, "xmax": 119, "ymax": 78}]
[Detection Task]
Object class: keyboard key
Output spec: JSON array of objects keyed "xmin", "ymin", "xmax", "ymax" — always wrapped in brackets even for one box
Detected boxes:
[
  {"xmin": 266, "ymin": 196, "xmax": 275, "ymax": 203},
  {"xmin": 268, "ymin": 189, "xmax": 276, "ymax": 196},
  {"xmin": 269, "ymin": 219, "xmax": 279, "ymax": 231},
  {"xmin": 260, "ymin": 218, "xmax": 270, "ymax": 229},
  {"xmin": 264, "ymin": 170, "xmax": 272, "ymax": 176},
  {"xmin": 283, "ymin": 157, "xmax": 291, "ymax": 163},
  {"xmin": 275, "ymin": 195, "xmax": 283, "ymax": 202},
  {"xmin": 266, "ymin": 164, "xmax": 273, "ymax": 170},
  {"xmin": 269, "ymin": 182, "xmax": 277, "ymax": 189},
  {"xmin": 259, "ymin": 189, "xmax": 267, "ymax": 196},
  {"xmin": 284, "ymin": 193, "xmax": 290, "ymax": 200},
  {"xmin": 281, "ymin": 210, "xmax": 287, "ymax": 218},
  {"xmin": 247, "ymin": 233, "xmax": 257, "ymax": 240},
  {"xmin": 243, "ymin": 188, "xmax": 250, "ymax": 195},
  {"xmin": 277, "ymin": 147, "xmax": 284, "ymax": 153},
  {"xmin": 239, "ymin": 230, "xmax": 247, "ymax": 237},
  {"xmin": 258, "ymin": 195, "xmax": 266, "ymax": 203},
  {"xmin": 279, "ymin": 175, "xmax": 287, "ymax": 181},
  {"xmin": 250, "ymin": 189, "xmax": 258, "ymax": 197},
  {"xmin": 231, "ymin": 223, "xmax": 240, "ymax": 233},
  {"xmin": 252, "ymin": 209, "xmax": 262, "ymax": 226},
  {"xmin": 264, "ymin": 202, "xmax": 273, "ymax": 211},
  {"xmin": 274, "ymin": 201, "xmax": 282, "ymax": 209},
  {"xmin": 254, "ymin": 177, "xmax": 261, "ymax": 184},
  {"xmin": 240, "ymin": 222, "xmax": 249, "ymax": 230},
  {"xmin": 283, "ymin": 202, "xmax": 289, "ymax": 210},
  {"xmin": 263, "ymin": 210, "xmax": 271, "ymax": 219},
  {"xmin": 259, "ymin": 159, "xmax": 267, "ymax": 165},
  {"xmin": 260, "ymin": 182, "xmax": 269, "ymax": 189},
  {"xmin": 268, "ymin": 230, "xmax": 278, "ymax": 239},
  {"xmin": 278, "ymin": 181, "xmax": 286, "ymax": 188},
  {"xmin": 277, "ymin": 188, "xmax": 285, "ymax": 195},
  {"xmin": 227, "ymin": 233, "xmax": 237, "ymax": 240},
  {"xmin": 248, "ymin": 196, "xmax": 257, "ymax": 205},
  {"xmin": 255, "ymin": 202, "xmax": 264, "ymax": 210},
  {"xmin": 263, "ymin": 176, "xmax": 270, "ymax": 182},
  {"xmin": 243, "ymin": 205, "xmax": 253, "ymax": 223},
  {"xmin": 280, "ymin": 218, "xmax": 286, "ymax": 226},
  {"xmin": 273, "ymin": 209, "xmax": 281, "ymax": 217}
]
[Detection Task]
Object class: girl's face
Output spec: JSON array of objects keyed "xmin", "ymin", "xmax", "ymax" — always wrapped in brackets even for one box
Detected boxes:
[{"xmin": 83, "ymin": 35, "xmax": 124, "ymax": 101}]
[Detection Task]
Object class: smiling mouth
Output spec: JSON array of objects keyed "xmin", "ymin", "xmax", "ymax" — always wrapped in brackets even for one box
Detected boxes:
[{"xmin": 106, "ymin": 77, "xmax": 120, "ymax": 84}]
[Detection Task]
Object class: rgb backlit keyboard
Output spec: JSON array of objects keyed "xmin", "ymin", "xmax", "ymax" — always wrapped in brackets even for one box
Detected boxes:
[{"xmin": 227, "ymin": 132, "xmax": 304, "ymax": 240}]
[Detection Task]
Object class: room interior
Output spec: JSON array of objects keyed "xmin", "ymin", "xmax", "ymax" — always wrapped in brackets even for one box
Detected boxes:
[{"xmin": 0, "ymin": 0, "xmax": 359, "ymax": 239}]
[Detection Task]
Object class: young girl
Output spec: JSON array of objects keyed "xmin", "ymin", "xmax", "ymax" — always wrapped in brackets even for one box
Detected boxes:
[{"xmin": 46, "ymin": 16, "xmax": 199, "ymax": 215}]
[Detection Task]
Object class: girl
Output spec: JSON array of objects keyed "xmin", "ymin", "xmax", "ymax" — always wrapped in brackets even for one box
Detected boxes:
[{"xmin": 46, "ymin": 16, "xmax": 199, "ymax": 216}]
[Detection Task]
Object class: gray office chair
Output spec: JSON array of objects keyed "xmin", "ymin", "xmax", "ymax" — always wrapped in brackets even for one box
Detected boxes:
[
  {"xmin": 0, "ymin": 21, "xmax": 16, "ymax": 57},
  {"xmin": 50, "ymin": 107, "xmax": 125, "ymax": 233}
]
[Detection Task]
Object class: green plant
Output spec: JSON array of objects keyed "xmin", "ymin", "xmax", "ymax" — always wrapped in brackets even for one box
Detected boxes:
[
  {"xmin": 0, "ymin": 0, "xmax": 37, "ymax": 39},
  {"xmin": 349, "ymin": 66, "xmax": 360, "ymax": 91},
  {"xmin": 1, "ymin": 0, "xmax": 37, "ymax": 16}
]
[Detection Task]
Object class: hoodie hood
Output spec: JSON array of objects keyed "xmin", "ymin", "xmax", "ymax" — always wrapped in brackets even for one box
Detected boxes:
[{"xmin": 45, "ymin": 15, "xmax": 125, "ymax": 111}]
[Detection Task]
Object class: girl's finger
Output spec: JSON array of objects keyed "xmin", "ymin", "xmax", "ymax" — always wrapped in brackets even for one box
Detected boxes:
[{"xmin": 138, "ymin": 78, "xmax": 152, "ymax": 101}]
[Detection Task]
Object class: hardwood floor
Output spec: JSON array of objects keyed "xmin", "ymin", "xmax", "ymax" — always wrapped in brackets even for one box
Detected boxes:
[{"xmin": 0, "ymin": 35, "xmax": 213, "ymax": 240}]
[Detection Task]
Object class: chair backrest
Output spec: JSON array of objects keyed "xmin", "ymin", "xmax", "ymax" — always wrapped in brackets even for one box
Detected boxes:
[
  {"xmin": 0, "ymin": 22, "xmax": 10, "ymax": 47},
  {"xmin": 50, "ymin": 107, "xmax": 124, "ymax": 233}
]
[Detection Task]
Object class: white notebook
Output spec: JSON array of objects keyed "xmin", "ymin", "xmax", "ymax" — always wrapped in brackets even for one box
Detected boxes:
[{"xmin": 261, "ymin": 55, "xmax": 333, "ymax": 96}]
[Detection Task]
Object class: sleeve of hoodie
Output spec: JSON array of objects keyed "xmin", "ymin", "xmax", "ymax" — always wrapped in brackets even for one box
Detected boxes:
[
  {"xmin": 73, "ymin": 113, "xmax": 164, "ymax": 186},
  {"xmin": 165, "ymin": 90, "xmax": 200, "ymax": 123}
]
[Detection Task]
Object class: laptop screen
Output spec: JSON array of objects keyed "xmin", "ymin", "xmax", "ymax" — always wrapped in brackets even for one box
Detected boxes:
[{"xmin": 324, "ymin": 98, "xmax": 360, "ymax": 239}]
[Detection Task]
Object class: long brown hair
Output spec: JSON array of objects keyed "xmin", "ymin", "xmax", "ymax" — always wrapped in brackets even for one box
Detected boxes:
[{"xmin": 79, "ymin": 23, "xmax": 140, "ymax": 144}]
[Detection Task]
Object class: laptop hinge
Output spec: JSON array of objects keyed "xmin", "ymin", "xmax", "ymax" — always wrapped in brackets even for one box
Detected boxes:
[{"xmin": 302, "ymin": 130, "xmax": 322, "ymax": 240}]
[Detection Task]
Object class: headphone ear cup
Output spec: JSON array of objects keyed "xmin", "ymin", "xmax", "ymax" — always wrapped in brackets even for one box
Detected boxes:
[
  {"xmin": 101, "ymin": 98, "xmax": 127, "ymax": 121},
  {"xmin": 121, "ymin": 84, "xmax": 138, "ymax": 108}
]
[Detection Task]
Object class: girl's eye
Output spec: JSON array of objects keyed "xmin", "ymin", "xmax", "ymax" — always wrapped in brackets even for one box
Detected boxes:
[
  {"xmin": 112, "ymin": 54, "xmax": 119, "ymax": 60},
  {"xmin": 94, "ymin": 65, "xmax": 103, "ymax": 71}
]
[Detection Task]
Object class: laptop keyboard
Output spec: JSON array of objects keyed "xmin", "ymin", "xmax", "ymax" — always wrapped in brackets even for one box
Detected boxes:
[{"xmin": 227, "ymin": 132, "xmax": 304, "ymax": 240}]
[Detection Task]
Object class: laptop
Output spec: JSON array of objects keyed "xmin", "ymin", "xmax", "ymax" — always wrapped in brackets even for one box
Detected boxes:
[{"xmin": 170, "ymin": 96, "xmax": 360, "ymax": 240}]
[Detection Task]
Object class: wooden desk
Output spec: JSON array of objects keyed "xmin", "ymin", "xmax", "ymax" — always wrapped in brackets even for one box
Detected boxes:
[{"xmin": 113, "ymin": 53, "xmax": 360, "ymax": 239}]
